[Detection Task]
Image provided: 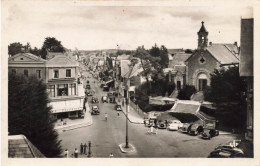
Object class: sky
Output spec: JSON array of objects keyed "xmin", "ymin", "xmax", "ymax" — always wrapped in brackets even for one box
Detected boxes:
[{"xmin": 2, "ymin": 1, "xmax": 253, "ymax": 51}]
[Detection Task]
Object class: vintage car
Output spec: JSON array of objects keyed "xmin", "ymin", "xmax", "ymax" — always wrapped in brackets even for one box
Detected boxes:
[
  {"xmin": 101, "ymin": 96, "xmax": 108, "ymax": 103},
  {"xmin": 208, "ymin": 142, "xmax": 244, "ymax": 158},
  {"xmin": 91, "ymin": 105, "xmax": 100, "ymax": 115},
  {"xmin": 86, "ymin": 84, "xmax": 91, "ymax": 89},
  {"xmin": 103, "ymin": 85, "xmax": 109, "ymax": 92},
  {"xmin": 157, "ymin": 121, "xmax": 167, "ymax": 129},
  {"xmin": 168, "ymin": 120, "xmax": 182, "ymax": 131},
  {"xmin": 91, "ymin": 96, "xmax": 99, "ymax": 103},
  {"xmin": 115, "ymin": 104, "xmax": 122, "ymax": 111},
  {"xmin": 178, "ymin": 123, "xmax": 193, "ymax": 133},
  {"xmin": 188, "ymin": 124, "xmax": 204, "ymax": 136},
  {"xmin": 200, "ymin": 129, "xmax": 219, "ymax": 139}
]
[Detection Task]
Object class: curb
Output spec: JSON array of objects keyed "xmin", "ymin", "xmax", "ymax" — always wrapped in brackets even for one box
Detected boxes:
[
  {"xmin": 116, "ymin": 102, "xmax": 144, "ymax": 125},
  {"xmin": 118, "ymin": 143, "xmax": 136, "ymax": 153},
  {"xmin": 55, "ymin": 118, "xmax": 93, "ymax": 132}
]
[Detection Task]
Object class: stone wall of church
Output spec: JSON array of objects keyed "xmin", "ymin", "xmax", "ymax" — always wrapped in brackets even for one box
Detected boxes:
[{"xmin": 186, "ymin": 50, "xmax": 219, "ymax": 90}]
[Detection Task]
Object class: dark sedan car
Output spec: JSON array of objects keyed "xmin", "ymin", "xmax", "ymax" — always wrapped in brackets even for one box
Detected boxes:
[
  {"xmin": 188, "ymin": 124, "xmax": 204, "ymax": 136},
  {"xmin": 208, "ymin": 147, "xmax": 244, "ymax": 158},
  {"xmin": 200, "ymin": 129, "xmax": 219, "ymax": 139},
  {"xmin": 91, "ymin": 97, "xmax": 99, "ymax": 103}
]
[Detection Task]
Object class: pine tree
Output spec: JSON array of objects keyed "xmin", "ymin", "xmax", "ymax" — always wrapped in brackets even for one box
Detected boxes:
[{"xmin": 8, "ymin": 74, "xmax": 62, "ymax": 157}]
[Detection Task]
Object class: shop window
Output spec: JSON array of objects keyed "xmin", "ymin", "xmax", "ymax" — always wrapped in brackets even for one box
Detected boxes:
[
  {"xmin": 57, "ymin": 84, "xmax": 68, "ymax": 96},
  {"xmin": 24, "ymin": 69, "xmax": 28, "ymax": 77},
  {"xmin": 66, "ymin": 69, "xmax": 71, "ymax": 77}
]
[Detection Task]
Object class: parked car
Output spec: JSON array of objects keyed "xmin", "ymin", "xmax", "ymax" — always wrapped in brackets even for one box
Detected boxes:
[
  {"xmin": 91, "ymin": 105, "xmax": 100, "ymax": 115},
  {"xmin": 103, "ymin": 85, "xmax": 109, "ymax": 91},
  {"xmin": 78, "ymin": 111, "xmax": 85, "ymax": 118},
  {"xmin": 91, "ymin": 96, "xmax": 99, "ymax": 103},
  {"xmin": 100, "ymin": 83, "xmax": 105, "ymax": 88},
  {"xmin": 157, "ymin": 121, "xmax": 167, "ymax": 129},
  {"xmin": 101, "ymin": 96, "xmax": 108, "ymax": 103},
  {"xmin": 208, "ymin": 144, "xmax": 244, "ymax": 158},
  {"xmin": 188, "ymin": 124, "xmax": 204, "ymax": 136},
  {"xmin": 178, "ymin": 123, "xmax": 193, "ymax": 133},
  {"xmin": 86, "ymin": 84, "xmax": 91, "ymax": 89},
  {"xmin": 200, "ymin": 129, "xmax": 219, "ymax": 139},
  {"xmin": 168, "ymin": 120, "xmax": 182, "ymax": 131},
  {"xmin": 115, "ymin": 105, "xmax": 122, "ymax": 111}
]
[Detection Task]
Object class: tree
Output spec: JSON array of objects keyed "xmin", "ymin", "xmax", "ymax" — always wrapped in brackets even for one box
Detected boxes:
[
  {"xmin": 159, "ymin": 45, "xmax": 169, "ymax": 68},
  {"xmin": 177, "ymin": 85, "xmax": 196, "ymax": 100},
  {"xmin": 41, "ymin": 37, "xmax": 65, "ymax": 59},
  {"xmin": 8, "ymin": 74, "xmax": 62, "ymax": 157},
  {"xmin": 203, "ymin": 66, "xmax": 247, "ymax": 129},
  {"xmin": 204, "ymin": 66, "xmax": 246, "ymax": 103},
  {"xmin": 8, "ymin": 42, "xmax": 24, "ymax": 56}
]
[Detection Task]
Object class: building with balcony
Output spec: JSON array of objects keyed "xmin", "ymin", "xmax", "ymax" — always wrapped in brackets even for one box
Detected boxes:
[{"xmin": 8, "ymin": 53, "xmax": 85, "ymax": 119}]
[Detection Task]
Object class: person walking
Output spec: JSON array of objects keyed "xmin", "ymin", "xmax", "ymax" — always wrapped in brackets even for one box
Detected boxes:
[
  {"xmin": 150, "ymin": 126, "xmax": 154, "ymax": 134},
  {"xmin": 64, "ymin": 149, "xmax": 69, "ymax": 158},
  {"xmin": 74, "ymin": 148, "xmax": 79, "ymax": 158},
  {"xmin": 80, "ymin": 143, "xmax": 83, "ymax": 154},
  {"xmin": 117, "ymin": 112, "xmax": 120, "ymax": 117},
  {"xmin": 109, "ymin": 153, "xmax": 114, "ymax": 158},
  {"xmin": 83, "ymin": 143, "xmax": 87, "ymax": 154},
  {"xmin": 105, "ymin": 113, "xmax": 108, "ymax": 121}
]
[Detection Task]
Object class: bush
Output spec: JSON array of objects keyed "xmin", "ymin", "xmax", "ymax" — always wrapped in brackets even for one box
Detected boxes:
[{"xmin": 177, "ymin": 85, "xmax": 196, "ymax": 100}]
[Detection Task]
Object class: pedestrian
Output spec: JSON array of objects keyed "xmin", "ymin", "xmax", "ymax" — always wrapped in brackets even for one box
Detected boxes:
[
  {"xmin": 117, "ymin": 112, "xmax": 120, "ymax": 117},
  {"xmin": 165, "ymin": 120, "xmax": 168, "ymax": 127},
  {"xmin": 80, "ymin": 143, "xmax": 83, "ymax": 154},
  {"xmin": 105, "ymin": 113, "xmax": 108, "ymax": 121},
  {"xmin": 71, "ymin": 154, "xmax": 74, "ymax": 158},
  {"xmin": 150, "ymin": 126, "xmax": 154, "ymax": 134},
  {"xmin": 64, "ymin": 149, "xmax": 69, "ymax": 158},
  {"xmin": 144, "ymin": 120, "xmax": 146, "ymax": 126},
  {"xmin": 83, "ymin": 143, "xmax": 87, "ymax": 154},
  {"xmin": 109, "ymin": 153, "xmax": 114, "ymax": 158},
  {"xmin": 74, "ymin": 148, "xmax": 79, "ymax": 158},
  {"xmin": 61, "ymin": 118, "xmax": 63, "ymax": 126}
]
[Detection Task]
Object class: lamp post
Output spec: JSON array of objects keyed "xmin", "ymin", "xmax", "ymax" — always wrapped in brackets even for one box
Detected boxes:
[{"xmin": 124, "ymin": 83, "xmax": 129, "ymax": 148}]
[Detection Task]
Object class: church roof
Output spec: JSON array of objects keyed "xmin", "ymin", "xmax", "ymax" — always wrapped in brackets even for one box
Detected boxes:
[
  {"xmin": 169, "ymin": 53, "xmax": 192, "ymax": 67},
  {"xmin": 206, "ymin": 44, "xmax": 239, "ymax": 64},
  {"xmin": 198, "ymin": 21, "xmax": 208, "ymax": 33}
]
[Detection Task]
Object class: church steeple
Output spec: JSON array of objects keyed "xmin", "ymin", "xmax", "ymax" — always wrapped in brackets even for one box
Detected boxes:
[{"xmin": 197, "ymin": 21, "xmax": 208, "ymax": 50}]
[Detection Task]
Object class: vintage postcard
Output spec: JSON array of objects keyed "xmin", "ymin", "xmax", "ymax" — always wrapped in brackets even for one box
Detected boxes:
[{"xmin": 1, "ymin": 0, "xmax": 259, "ymax": 166}]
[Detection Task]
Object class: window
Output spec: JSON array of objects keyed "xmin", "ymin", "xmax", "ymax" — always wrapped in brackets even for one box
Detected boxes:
[
  {"xmin": 11, "ymin": 69, "xmax": 16, "ymax": 75},
  {"xmin": 66, "ymin": 69, "xmax": 71, "ymax": 77},
  {"xmin": 24, "ymin": 69, "xmax": 28, "ymax": 77},
  {"xmin": 70, "ymin": 84, "xmax": 76, "ymax": 95},
  {"xmin": 57, "ymin": 84, "xmax": 68, "ymax": 96},
  {"xmin": 20, "ymin": 58, "xmax": 23, "ymax": 60},
  {"xmin": 48, "ymin": 85, "xmax": 55, "ymax": 97},
  {"xmin": 36, "ymin": 70, "xmax": 41, "ymax": 79},
  {"xmin": 54, "ymin": 70, "xmax": 59, "ymax": 78}
]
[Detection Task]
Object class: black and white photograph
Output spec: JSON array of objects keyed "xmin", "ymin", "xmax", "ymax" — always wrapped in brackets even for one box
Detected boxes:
[{"xmin": 1, "ymin": 0, "xmax": 259, "ymax": 165}]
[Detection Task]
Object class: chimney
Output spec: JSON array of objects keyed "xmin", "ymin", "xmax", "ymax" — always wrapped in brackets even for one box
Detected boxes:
[
  {"xmin": 234, "ymin": 41, "xmax": 238, "ymax": 46},
  {"xmin": 209, "ymin": 42, "xmax": 212, "ymax": 46}
]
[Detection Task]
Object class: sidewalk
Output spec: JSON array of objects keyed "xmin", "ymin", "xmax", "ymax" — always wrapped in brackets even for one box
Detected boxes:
[
  {"xmin": 116, "ymin": 96, "xmax": 144, "ymax": 124},
  {"xmin": 54, "ymin": 102, "xmax": 93, "ymax": 132}
]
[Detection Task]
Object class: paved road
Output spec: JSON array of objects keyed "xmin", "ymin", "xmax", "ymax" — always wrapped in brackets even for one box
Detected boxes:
[{"xmin": 59, "ymin": 69, "xmax": 240, "ymax": 158}]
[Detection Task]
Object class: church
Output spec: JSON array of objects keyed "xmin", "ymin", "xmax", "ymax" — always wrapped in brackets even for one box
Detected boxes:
[{"xmin": 185, "ymin": 21, "xmax": 239, "ymax": 91}]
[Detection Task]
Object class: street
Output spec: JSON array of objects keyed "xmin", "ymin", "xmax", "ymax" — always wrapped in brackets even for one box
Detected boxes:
[{"xmin": 59, "ymin": 70, "xmax": 240, "ymax": 158}]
